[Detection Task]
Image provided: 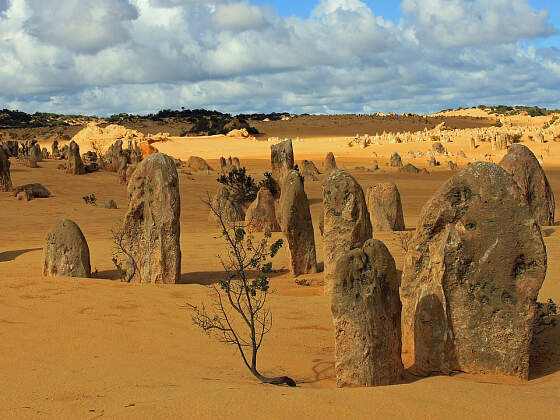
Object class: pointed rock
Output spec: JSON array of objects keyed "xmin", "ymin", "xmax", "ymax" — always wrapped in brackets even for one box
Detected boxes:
[
  {"xmin": 279, "ymin": 170, "xmax": 318, "ymax": 275},
  {"xmin": 123, "ymin": 153, "xmax": 181, "ymax": 284},
  {"xmin": 499, "ymin": 144, "xmax": 555, "ymax": 225},
  {"xmin": 322, "ymin": 169, "xmax": 372, "ymax": 294}
]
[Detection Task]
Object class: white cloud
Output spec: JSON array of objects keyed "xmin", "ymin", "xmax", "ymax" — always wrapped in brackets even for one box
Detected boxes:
[
  {"xmin": 25, "ymin": 0, "xmax": 138, "ymax": 54},
  {"xmin": 0, "ymin": 0, "xmax": 559, "ymax": 115},
  {"xmin": 211, "ymin": 2, "xmax": 266, "ymax": 31},
  {"xmin": 401, "ymin": 0, "xmax": 558, "ymax": 48}
]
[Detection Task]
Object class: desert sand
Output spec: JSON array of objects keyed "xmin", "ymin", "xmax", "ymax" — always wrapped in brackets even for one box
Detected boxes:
[{"xmin": 1, "ymin": 117, "xmax": 559, "ymax": 419}]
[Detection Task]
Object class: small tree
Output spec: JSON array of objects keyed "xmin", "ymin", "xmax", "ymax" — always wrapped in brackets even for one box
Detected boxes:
[
  {"xmin": 257, "ymin": 172, "xmax": 279, "ymax": 197},
  {"xmin": 217, "ymin": 167, "xmax": 258, "ymax": 203},
  {"xmin": 187, "ymin": 196, "xmax": 296, "ymax": 386}
]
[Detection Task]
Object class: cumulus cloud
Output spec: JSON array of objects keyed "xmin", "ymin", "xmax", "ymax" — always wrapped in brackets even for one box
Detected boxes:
[
  {"xmin": 0, "ymin": 0, "xmax": 559, "ymax": 115},
  {"xmin": 402, "ymin": 0, "xmax": 558, "ymax": 48},
  {"xmin": 211, "ymin": 2, "xmax": 266, "ymax": 31},
  {"xmin": 25, "ymin": 0, "xmax": 138, "ymax": 54}
]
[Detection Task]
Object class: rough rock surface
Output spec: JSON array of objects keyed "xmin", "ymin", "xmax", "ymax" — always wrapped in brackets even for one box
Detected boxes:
[
  {"xmin": 117, "ymin": 154, "xmax": 128, "ymax": 184},
  {"xmin": 187, "ymin": 156, "xmax": 212, "ymax": 171},
  {"xmin": 399, "ymin": 163, "xmax": 420, "ymax": 174},
  {"xmin": 30, "ymin": 144, "xmax": 42, "ymax": 162},
  {"xmin": 219, "ymin": 157, "xmax": 228, "ymax": 173},
  {"xmin": 0, "ymin": 147, "xmax": 12, "ymax": 192},
  {"xmin": 324, "ymin": 152, "xmax": 338, "ymax": 173},
  {"xmin": 270, "ymin": 139, "xmax": 294, "ymax": 188},
  {"xmin": 322, "ymin": 169, "xmax": 372, "ymax": 294},
  {"xmin": 42, "ymin": 219, "xmax": 91, "ymax": 278},
  {"xmin": 428, "ymin": 156, "xmax": 439, "ymax": 167},
  {"xmin": 208, "ymin": 185, "xmax": 245, "ymax": 224},
  {"xmin": 107, "ymin": 140, "xmax": 123, "ymax": 172},
  {"xmin": 51, "ymin": 140, "xmax": 60, "ymax": 157},
  {"xmin": 390, "ymin": 152, "xmax": 403, "ymax": 167},
  {"xmin": 279, "ymin": 170, "xmax": 318, "ymax": 275},
  {"xmin": 245, "ymin": 187, "xmax": 280, "ymax": 232},
  {"xmin": 499, "ymin": 144, "xmax": 555, "ymax": 226},
  {"xmin": 366, "ymin": 182, "xmax": 405, "ymax": 232},
  {"xmin": 300, "ymin": 160, "xmax": 321, "ymax": 181},
  {"xmin": 400, "ymin": 162, "xmax": 547, "ymax": 380},
  {"xmin": 432, "ymin": 142, "xmax": 446, "ymax": 154},
  {"xmin": 102, "ymin": 199, "xmax": 118, "ymax": 209},
  {"xmin": 123, "ymin": 153, "xmax": 181, "ymax": 284},
  {"xmin": 67, "ymin": 141, "xmax": 86, "ymax": 175},
  {"xmin": 332, "ymin": 239, "xmax": 404, "ymax": 387},
  {"xmin": 12, "ymin": 183, "xmax": 50, "ymax": 199}
]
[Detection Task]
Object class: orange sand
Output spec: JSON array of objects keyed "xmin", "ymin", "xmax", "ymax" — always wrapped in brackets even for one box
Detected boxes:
[{"xmin": 1, "ymin": 134, "xmax": 559, "ymax": 419}]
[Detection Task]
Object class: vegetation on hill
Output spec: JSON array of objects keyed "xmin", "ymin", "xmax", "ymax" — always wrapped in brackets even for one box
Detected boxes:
[
  {"xmin": 476, "ymin": 105, "xmax": 560, "ymax": 117},
  {"xmin": 106, "ymin": 109, "xmax": 262, "ymax": 135},
  {"xmin": 0, "ymin": 109, "xmax": 94, "ymax": 128}
]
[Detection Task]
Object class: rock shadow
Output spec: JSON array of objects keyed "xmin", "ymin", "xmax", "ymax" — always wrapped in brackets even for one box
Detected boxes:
[
  {"xmin": 0, "ymin": 248, "xmax": 41, "ymax": 262},
  {"xmin": 530, "ymin": 315, "xmax": 560, "ymax": 380},
  {"xmin": 92, "ymin": 269, "xmax": 121, "ymax": 281},
  {"xmin": 410, "ymin": 293, "xmax": 456, "ymax": 376}
]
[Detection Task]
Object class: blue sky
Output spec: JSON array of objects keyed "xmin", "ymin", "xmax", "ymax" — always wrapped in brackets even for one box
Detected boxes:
[
  {"xmin": 253, "ymin": 1, "xmax": 401, "ymax": 20},
  {"xmin": 254, "ymin": 0, "xmax": 559, "ymax": 47},
  {"xmin": 1, "ymin": 0, "xmax": 560, "ymax": 116}
]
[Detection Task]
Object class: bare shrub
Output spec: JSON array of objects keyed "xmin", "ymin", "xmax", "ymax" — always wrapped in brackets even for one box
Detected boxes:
[
  {"xmin": 396, "ymin": 231, "xmax": 411, "ymax": 253},
  {"xmin": 110, "ymin": 223, "xmax": 136, "ymax": 283},
  {"xmin": 187, "ymin": 195, "xmax": 295, "ymax": 386}
]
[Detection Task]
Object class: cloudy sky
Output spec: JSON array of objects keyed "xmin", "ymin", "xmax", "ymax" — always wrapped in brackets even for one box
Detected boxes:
[{"xmin": 0, "ymin": 0, "xmax": 559, "ymax": 116}]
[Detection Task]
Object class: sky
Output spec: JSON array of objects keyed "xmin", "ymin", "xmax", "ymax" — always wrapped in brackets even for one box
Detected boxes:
[{"xmin": 0, "ymin": 0, "xmax": 559, "ymax": 116}]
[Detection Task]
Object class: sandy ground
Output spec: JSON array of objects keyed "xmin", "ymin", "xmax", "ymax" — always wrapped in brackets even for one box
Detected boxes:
[{"xmin": 1, "ymin": 135, "xmax": 559, "ymax": 419}]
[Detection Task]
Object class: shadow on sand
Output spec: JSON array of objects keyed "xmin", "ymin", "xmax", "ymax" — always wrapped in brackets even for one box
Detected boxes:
[
  {"xmin": 0, "ymin": 248, "xmax": 41, "ymax": 262},
  {"xmin": 179, "ymin": 268, "xmax": 288, "ymax": 285},
  {"xmin": 92, "ymin": 269, "xmax": 121, "ymax": 281},
  {"xmin": 530, "ymin": 315, "xmax": 560, "ymax": 380}
]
